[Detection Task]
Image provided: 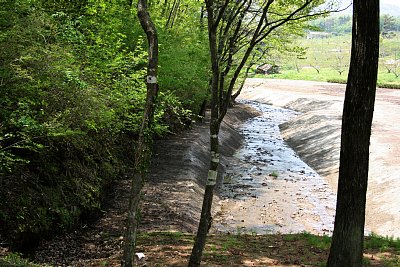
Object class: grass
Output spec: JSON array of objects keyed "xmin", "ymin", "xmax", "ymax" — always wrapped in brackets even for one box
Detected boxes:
[
  {"xmin": 133, "ymin": 232, "xmax": 400, "ymax": 267},
  {"xmin": 299, "ymin": 232, "xmax": 331, "ymax": 250},
  {"xmin": 363, "ymin": 234, "xmax": 400, "ymax": 267},
  {"xmin": 269, "ymin": 171, "xmax": 279, "ymax": 178},
  {"xmin": 365, "ymin": 233, "xmax": 400, "ymax": 251},
  {"xmin": 1, "ymin": 232, "xmax": 399, "ymax": 266},
  {"xmin": 261, "ymin": 33, "xmax": 400, "ymax": 89},
  {"xmin": 264, "ymin": 68, "xmax": 348, "ymax": 83},
  {"xmin": 261, "ymin": 68, "xmax": 400, "ymax": 89},
  {"xmin": 0, "ymin": 253, "xmax": 49, "ymax": 267}
]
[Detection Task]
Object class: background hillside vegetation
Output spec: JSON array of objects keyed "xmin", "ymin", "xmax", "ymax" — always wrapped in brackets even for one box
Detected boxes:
[{"xmin": 258, "ymin": 13, "xmax": 400, "ymax": 89}]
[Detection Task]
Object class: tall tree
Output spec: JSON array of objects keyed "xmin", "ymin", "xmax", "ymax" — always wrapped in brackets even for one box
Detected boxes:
[
  {"xmin": 189, "ymin": 1, "xmax": 336, "ymax": 266},
  {"xmin": 188, "ymin": 2, "xmax": 223, "ymax": 266},
  {"xmin": 327, "ymin": 1, "xmax": 380, "ymax": 267},
  {"xmin": 122, "ymin": 0, "xmax": 159, "ymax": 266}
]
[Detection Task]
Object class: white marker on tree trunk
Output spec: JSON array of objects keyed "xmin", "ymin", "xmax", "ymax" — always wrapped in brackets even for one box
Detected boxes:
[
  {"xmin": 211, "ymin": 152, "xmax": 219, "ymax": 163},
  {"xmin": 147, "ymin": 75, "xmax": 157, "ymax": 84},
  {"xmin": 207, "ymin": 170, "xmax": 217, "ymax": 185}
]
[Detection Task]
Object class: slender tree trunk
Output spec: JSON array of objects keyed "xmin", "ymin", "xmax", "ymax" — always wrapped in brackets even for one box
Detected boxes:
[
  {"xmin": 165, "ymin": 0, "xmax": 176, "ymax": 28},
  {"xmin": 165, "ymin": 0, "xmax": 180, "ymax": 28},
  {"xmin": 169, "ymin": 0, "xmax": 181, "ymax": 28},
  {"xmin": 121, "ymin": 0, "xmax": 158, "ymax": 266},
  {"xmin": 200, "ymin": 4, "xmax": 205, "ymax": 28},
  {"xmin": 188, "ymin": 1, "xmax": 220, "ymax": 266},
  {"xmin": 189, "ymin": 1, "xmax": 324, "ymax": 265},
  {"xmin": 161, "ymin": 0, "xmax": 169, "ymax": 16},
  {"xmin": 327, "ymin": 1, "xmax": 379, "ymax": 267},
  {"xmin": 188, "ymin": 122, "xmax": 219, "ymax": 266}
]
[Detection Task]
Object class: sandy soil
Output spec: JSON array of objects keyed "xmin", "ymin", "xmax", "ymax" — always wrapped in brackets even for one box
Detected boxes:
[{"xmin": 240, "ymin": 78, "xmax": 400, "ymax": 238}]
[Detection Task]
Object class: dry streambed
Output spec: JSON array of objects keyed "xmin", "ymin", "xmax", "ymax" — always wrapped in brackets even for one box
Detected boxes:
[{"xmin": 213, "ymin": 100, "xmax": 337, "ymax": 235}]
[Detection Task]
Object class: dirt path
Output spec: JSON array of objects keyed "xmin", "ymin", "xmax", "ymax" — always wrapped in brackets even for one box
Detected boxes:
[{"xmin": 240, "ymin": 78, "xmax": 400, "ymax": 238}]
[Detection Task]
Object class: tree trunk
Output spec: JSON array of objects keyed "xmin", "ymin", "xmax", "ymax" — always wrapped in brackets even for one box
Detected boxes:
[
  {"xmin": 189, "ymin": 1, "xmax": 328, "ymax": 266},
  {"xmin": 200, "ymin": 4, "xmax": 205, "ymax": 28},
  {"xmin": 121, "ymin": 0, "xmax": 159, "ymax": 266},
  {"xmin": 188, "ymin": 1, "xmax": 220, "ymax": 266},
  {"xmin": 327, "ymin": 1, "xmax": 379, "ymax": 267},
  {"xmin": 165, "ymin": 0, "xmax": 180, "ymax": 28},
  {"xmin": 188, "ymin": 123, "xmax": 219, "ymax": 266}
]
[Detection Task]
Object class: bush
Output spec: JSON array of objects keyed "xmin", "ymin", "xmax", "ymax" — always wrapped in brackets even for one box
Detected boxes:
[
  {"xmin": 0, "ymin": 252, "xmax": 46, "ymax": 267},
  {"xmin": 157, "ymin": 25, "xmax": 210, "ymax": 114},
  {"xmin": 0, "ymin": 0, "xmax": 210, "ymax": 250},
  {"xmin": 0, "ymin": 1, "xmax": 144, "ymax": 248}
]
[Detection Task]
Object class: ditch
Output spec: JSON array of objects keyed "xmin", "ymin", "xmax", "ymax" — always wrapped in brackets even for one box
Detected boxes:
[{"xmin": 214, "ymin": 100, "xmax": 338, "ymax": 235}]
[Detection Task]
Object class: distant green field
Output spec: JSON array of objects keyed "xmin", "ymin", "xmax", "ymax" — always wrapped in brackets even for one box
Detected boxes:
[{"xmin": 260, "ymin": 33, "xmax": 400, "ymax": 89}]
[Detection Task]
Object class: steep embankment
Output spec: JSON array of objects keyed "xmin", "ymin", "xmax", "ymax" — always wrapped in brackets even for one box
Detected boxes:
[
  {"xmin": 240, "ymin": 78, "xmax": 400, "ymax": 238},
  {"xmin": 140, "ymin": 104, "xmax": 260, "ymax": 233},
  {"xmin": 31, "ymin": 104, "xmax": 260, "ymax": 265}
]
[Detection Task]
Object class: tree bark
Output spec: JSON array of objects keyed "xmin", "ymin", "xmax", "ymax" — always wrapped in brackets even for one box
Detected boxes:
[
  {"xmin": 121, "ymin": 0, "xmax": 159, "ymax": 266},
  {"xmin": 188, "ymin": 1, "xmax": 220, "ymax": 266},
  {"xmin": 327, "ymin": 1, "xmax": 379, "ymax": 267}
]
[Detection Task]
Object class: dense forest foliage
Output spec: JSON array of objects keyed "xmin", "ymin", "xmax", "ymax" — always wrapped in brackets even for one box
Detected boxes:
[{"xmin": 0, "ymin": 0, "xmax": 209, "ymax": 249}]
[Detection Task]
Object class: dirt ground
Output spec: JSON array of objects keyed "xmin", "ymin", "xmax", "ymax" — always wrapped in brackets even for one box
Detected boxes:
[{"xmin": 240, "ymin": 78, "xmax": 400, "ymax": 238}]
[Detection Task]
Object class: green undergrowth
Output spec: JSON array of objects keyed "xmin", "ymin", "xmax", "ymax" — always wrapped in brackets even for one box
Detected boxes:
[
  {"xmin": 0, "ymin": 253, "xmax": 50, "ymax": 267},
  {"xmin": 0, "ymin": 0, "xmax": 208, "ymax": 250},
  {"xmin": 365, "ymin": 233, "xmax": 400, "ymax": 251}
]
